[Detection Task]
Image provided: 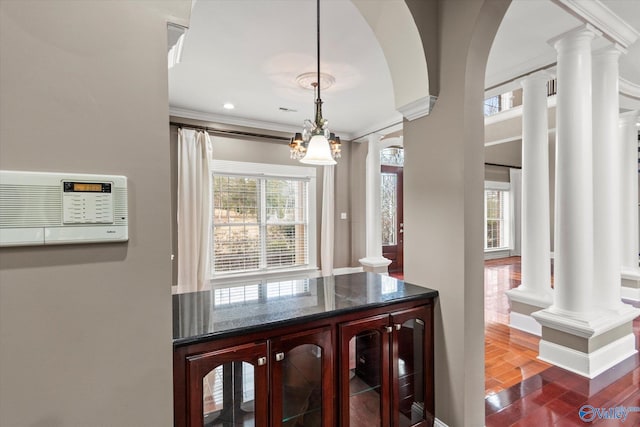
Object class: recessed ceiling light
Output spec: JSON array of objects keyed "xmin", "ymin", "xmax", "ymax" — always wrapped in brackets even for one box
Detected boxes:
[{"xmin": 223, "ymin": 103, "xmax": 235, "ymax": 110}]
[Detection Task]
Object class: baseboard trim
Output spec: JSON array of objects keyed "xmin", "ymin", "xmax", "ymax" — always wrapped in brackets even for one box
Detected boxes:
[{"xmin": 509, "ymin": 311, "xmax": 542, "ymax": 336}]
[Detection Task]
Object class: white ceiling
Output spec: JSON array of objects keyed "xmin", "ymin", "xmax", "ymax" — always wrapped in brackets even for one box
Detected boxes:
[
  {"xmin": 169, "ymin": 0, "xmax": 398, "ymax": 139},
  {"xmin": 168, "ymin": 0, "xmax": 640, "ymax": 138}
]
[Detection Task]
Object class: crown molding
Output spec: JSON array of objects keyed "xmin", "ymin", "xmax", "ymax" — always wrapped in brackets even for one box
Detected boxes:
[
  {"xmin": 620, "ymin": 78, "xmax": 640, "ymax": 101},
  {"xmin": 351, "ymin": 113, "xmax": 403, "ymax": 143},
  {"xmin": 169, "ymin": 107, "xmax": 357, "ymax": 140},
  {"xmin": 552, "ymin": 0, "xmax": 640, "ymax": 48},
  {"xmin": 397, "ymin": 95, "xmax": 437, "ymax": 121}
]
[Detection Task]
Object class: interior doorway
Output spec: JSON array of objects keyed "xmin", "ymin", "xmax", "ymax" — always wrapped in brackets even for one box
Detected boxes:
[{"xmin": 381, "ymin": 147, "xmax": 404, "ymax": 274}]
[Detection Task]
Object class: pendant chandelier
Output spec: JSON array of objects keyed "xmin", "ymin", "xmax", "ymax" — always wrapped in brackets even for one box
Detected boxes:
[{"xmin": 289, "ymin": 0, "xmax": 341, "ymax": 165}]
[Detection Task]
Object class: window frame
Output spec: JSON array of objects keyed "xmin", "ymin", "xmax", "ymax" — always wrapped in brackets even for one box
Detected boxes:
[
  {"xmin": 210, "ymin": 160, "xmax": 318, "ymax": 283},
  {"xmin": 484, "ymin": 180, "xmax": 512, "ymax": 251}
]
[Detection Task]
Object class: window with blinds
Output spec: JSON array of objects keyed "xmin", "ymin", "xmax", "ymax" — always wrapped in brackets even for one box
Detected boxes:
[
  {"xmin": 484, "ymin": 186, "xmax": 511, "ymax": 250},
  {"xmin": 212, "ymin": 173, "xmax": 310, "ymax": 275}
]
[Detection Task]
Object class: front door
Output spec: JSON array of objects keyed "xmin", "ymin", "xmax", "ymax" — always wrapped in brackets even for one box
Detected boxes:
[{"xmin": 381, "ymin": 165, "xmax": 403, "ymax": 274}]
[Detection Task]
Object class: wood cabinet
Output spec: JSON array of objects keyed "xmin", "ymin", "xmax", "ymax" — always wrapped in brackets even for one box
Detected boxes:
[
  {"xmin": 339, "ymin": 305, "xmax": 434, "ymax": 427},
  {"xmin": 173, "ymin": 273, "xmax": 437, "ymax": 427}
]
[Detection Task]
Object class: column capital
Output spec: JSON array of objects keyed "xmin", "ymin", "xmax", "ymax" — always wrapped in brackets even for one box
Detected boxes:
[
  {"xmin": 367, "ymin": 133, "xmax": 384, "ymax": 146},
  {"xmin": 548, "ymin": 24, "xmax": 602, "ymax": 52},
  {"xmin": 520, "ymin": 70, "xmax": 553, "ymax": 87}
]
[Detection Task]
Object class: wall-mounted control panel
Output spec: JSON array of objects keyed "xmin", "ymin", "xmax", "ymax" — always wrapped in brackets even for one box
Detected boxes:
[{"xmin": 0, "ymin": 170, "xmax": 128, "ymax": 246}]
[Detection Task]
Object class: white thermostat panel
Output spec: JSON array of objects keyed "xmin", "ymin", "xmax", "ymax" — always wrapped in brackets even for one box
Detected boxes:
[{"xmin": 0, "ymin": 170, "xmax": 128, "ymax": 246}]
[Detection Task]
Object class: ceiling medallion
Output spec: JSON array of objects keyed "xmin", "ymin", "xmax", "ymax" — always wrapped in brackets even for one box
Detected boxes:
[{"xmin": 295, "ymin": 72, "xmax": 336, "ymax": 91}]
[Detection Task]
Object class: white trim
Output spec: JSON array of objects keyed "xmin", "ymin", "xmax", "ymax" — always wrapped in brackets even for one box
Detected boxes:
[
  {"xmin": 538, "ymin": 333, "xmax": 637, "ymax": 379},
  {"xmin": 333, "ymin": 266, "xmax": 364, "ymax": 276},
  {"xmin": 210, "ymin": 160, "xmax": 318, "ymax": 280},
  {"xmin": 553, "ymin": 0, "xmax": 640, "ymax": 48},
  {"xmin": 506, "ymin": 286, "xmax": 553, "ymax": 308},
  {"xmin": 485, "ymin": 96, "xmax": 557, "ymax": 126},
  {"xmin": 397, "ymin": 95, "xmax": 437, "ymax": 121},
  {"xmin": 352, "ymin": 114, "xmax": 403, "ymax": 143},
  {"xmin": 621, "ymin": 286, "xmax": 640, "ymax": 302},
  {"xmin": 484, "ymin": 249, "xmax": 511, "ymax": 260},
  {"xmin": 532, "ymin": 305, "xmax": 640, "ymax": 338},
  {"xmin": 485, "ymin": 180, "xmax": 510, "ymax": 191},
  {"xmin": 620, "ymin": 78, "xmax": 640, "ymax": 100},
  {"xmin": 359, "ymin": 256, "xmax": 392, "ymax": 268},
  {"xmin": 212, "ymin": 159, "xmax": 315, "ymax": 179},
  {"xmin": 509, "ymin": 312, "xmax": 542, "ymax": 336},
  {"xmin": 170, "ymin": 107, "xmax": 355, "ymax": 141}
]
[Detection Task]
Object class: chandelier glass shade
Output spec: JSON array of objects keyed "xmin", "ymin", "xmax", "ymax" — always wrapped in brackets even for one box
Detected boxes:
[{"xmin": 289, "ymin": 0, "xmax": 341, "ymax": 165}]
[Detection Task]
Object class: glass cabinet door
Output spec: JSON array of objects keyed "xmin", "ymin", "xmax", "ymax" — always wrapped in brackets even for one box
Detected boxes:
[
  {"xmin": 339, "ymin": 314, "xmax": 391, "ymax": 427},
  {"xmin": 187, "ymin": 341, "xmax": 269, "ymax": 427},
  {"xmin": 271, "ymin": 327, "xmax": 333, "ymax": 427},
  {"xmin": 391, "ymin": 306, "xmax": 434, "ymax": 427}
]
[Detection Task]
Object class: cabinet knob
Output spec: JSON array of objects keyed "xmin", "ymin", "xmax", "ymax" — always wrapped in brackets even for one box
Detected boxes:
[
  {"xmin": 275, "ymin": 352, "xmax": 285, "ymax": 362},
  {"xmin": 257, "ymin": 357, "xmax": 267, "ymax": 366},
  {"xmin": 385, "ymin": 326, "xmax": 393, "ymax": 333},
  {"xmin": 395, "ymin": 324, "xmax": 401, "ymax": 331}
]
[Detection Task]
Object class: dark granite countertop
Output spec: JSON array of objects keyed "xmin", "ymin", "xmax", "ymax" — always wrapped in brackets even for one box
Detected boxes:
[{"xmin": 173, "ymin": 272, "xmax": 438, "ymax": 347}]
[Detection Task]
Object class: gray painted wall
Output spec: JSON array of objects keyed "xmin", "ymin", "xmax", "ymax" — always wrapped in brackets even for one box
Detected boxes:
[
  {"xmin": 0, "ymin": 1, "xmax": 191, "ymax": 426},
  {"xmin": 403, "ymin": 1, "xmax": 510, "ymax": 424}
]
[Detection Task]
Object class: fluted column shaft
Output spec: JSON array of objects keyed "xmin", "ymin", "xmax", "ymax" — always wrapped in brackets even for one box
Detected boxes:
[
  {"xmin": 592, "ymin": 45, "xmax": 624, "ymax": 310},
  {"xmin": 552, "ymin": 27, "xmax": 597, "ymax": 315}
]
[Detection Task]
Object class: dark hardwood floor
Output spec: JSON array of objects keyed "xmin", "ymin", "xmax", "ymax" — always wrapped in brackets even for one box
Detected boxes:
[{"xmin": 484, "ymin": 257, "xmax": 640, "ymax": 426}]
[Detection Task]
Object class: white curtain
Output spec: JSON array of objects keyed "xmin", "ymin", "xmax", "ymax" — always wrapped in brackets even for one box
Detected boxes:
[
  {"xmin": 510, "ymin": 168, "xmax": 522, "ymax": 256},
  {"xmin": 177, "ymin": 128, "xmax": 213, "ymax": 293},
  {"xmin": 321, "ymin": 165, "xmax": 335, "ymax": 276}
]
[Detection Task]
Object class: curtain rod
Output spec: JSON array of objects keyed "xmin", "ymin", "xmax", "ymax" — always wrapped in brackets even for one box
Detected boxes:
[
  {"xmin": 170, "ymin": 121, "xmax": 290, "ymax": 142},
  {"xmin": 485, "ymin": 162, "xmax": 521, "ymax": 169}
]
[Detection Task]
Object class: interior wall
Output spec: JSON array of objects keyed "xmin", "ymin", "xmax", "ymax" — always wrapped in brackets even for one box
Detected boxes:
[
  {"xmin": 403, "ymin": 0, "xmax": 510, "ymax": 425},
  {"xmin": 0, "ymin": 1, "xmax": 190, "ymax": 426},
  {"xmin": 169, "ymin": 122, "xmax": 353, "ymax": 283}
]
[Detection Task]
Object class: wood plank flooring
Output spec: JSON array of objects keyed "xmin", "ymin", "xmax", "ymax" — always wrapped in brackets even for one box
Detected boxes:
[{"xmin": 484, "ymin": 257, "xmax": 640, "ymax": 426}]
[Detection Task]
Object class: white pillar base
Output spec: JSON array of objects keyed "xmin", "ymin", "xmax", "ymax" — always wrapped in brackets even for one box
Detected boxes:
[
  {"xmin": 505, "ymin": 287, "xmax": 552, "ymax": 336},
  {"xmin": 538, "ymin": 334, "xmax": 637, "ymax": 379},
  {"xmin": 532, "ymin": 305, "xmax": 640, "ymax": 378},
  {"xmin": 359, "ymin": 256, "xmax": 392, "ymax": 274},
  {"xmin": 622, "ymin": 269, "xmax": 640, "ymax": 301}
]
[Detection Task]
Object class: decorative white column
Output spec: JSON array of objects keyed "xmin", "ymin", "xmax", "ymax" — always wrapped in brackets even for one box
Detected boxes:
[
  {"xmin": 620, "ymin": 110, "xmax": 640, "ymax": 300},
  {"xmin": 506, "ymin": 72, "xmax": 553, "ymax": 336},
  {"xmin": 532, "ymin": 25, "xmax": 639, "ymax": 379},
  {"xmin": 359, "ymin": 133, "xmax": 391, "ymax": 273},
  {"xmin": 592, "ymin": 44, "xmax": 625, "ymax": 310}
]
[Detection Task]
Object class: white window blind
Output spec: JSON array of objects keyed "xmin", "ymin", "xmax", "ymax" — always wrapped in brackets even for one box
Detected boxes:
[{"xmin": 212, "ymin": 171, "xmax": 311, "ymax": 276}]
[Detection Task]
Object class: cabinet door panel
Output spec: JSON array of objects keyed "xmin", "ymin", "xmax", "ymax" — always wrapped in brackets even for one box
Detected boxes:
[
  {"xmin": 271, "ymin": 326, "xmax": 334, "ymax": 427},
  {"xmin": 391, "ymin": 306, "xmax": 434, "ymax": 427},
  {"xmin": 187, "ymin": 341, "xmax": 268, "ymax": 427},
  {"xmin": 339, "ymin": 314, "xmax": 390, "ymax": 427}
]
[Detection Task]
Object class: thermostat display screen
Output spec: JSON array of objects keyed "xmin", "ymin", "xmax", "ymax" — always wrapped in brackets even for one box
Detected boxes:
[{"xmin": 63, "ymin": 182, "xmax": 111, "ymax": 193}]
